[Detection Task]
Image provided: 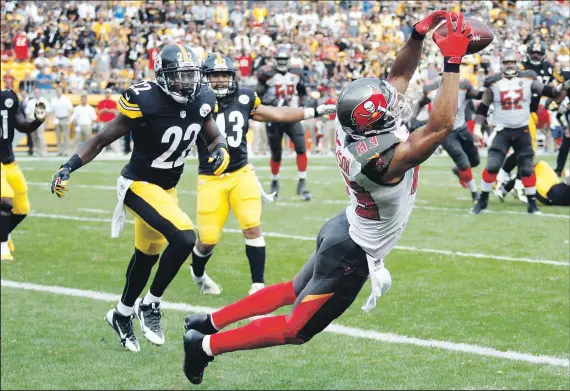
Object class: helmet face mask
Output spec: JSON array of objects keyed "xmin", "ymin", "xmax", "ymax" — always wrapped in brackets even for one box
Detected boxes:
[
  {"xmin": 527, "ymin": 39, "xmax": 546, "ymax": 66},
  {"xmin": 202, "ymin": 53, "xmax": 238, "ymax": 101},
  {"xmin": 155, "ymin": 44, "xmax": 202, "ymax": 104},
  {"xmin": 501, "ymin": 49, "xmax": 520, "ymax": 78},
  {"xmin": 275, "ymin": 46, "xmax": 291, "ymax": 73}
]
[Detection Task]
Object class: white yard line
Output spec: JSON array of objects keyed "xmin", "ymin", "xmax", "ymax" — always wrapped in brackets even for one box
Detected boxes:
[
  {"xmin": 77, "ymin": 208, "xmax": 109, "ymax": 214},
  {"xmin": 28, "ymin": 212, "xmax": 570, "ymax": 267},
  {"xmin": 1, "ymin": 279, "xmax": 568, "ymax": 368}
]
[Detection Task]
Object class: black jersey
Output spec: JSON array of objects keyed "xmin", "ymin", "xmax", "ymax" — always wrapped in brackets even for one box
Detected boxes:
[
  {"xmin": 118, "ymin": 80, "xmax": 217, "ymax": 189},
  {"xmin": 522, "ymin": 60, "xmax": 554, "ymax": 113},
  {"xmin": 196, "ymin": 88, "xmax": 261, "ymax": 175},
  {"xmin": 0, "ymin": 89, "xmax": 21, "ymax": 164}
]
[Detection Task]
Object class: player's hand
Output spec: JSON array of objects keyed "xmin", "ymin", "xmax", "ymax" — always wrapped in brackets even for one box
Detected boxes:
[
  {"xmin": 433, "ymin": 12, "xmax": 473, "ymax": 64},
  {"xmin": 315, "ymin": 104, "xmax": 336, "ymax": 118},
  {"xmin": 208, "ymin": 144, "xmax": 230, "ymax": 176},
  {"xmin": 34, "ymin": 101, "xmax": 47, "ymax": 122},
  {"xmin": 51, "ymin": 166, "xmax": 71, "ymax": 198},
  {"xmin": 414, "ymin": 10, "xmax": 450, "ymax": 35}
]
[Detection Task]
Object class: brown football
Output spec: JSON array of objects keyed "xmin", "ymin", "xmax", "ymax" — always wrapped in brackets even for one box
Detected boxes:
[{"xmin": 433, "ymin": 17, "xmax": 494, "ymax": 55}]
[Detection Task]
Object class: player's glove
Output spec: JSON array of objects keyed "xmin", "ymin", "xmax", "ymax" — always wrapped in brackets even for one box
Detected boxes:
[
  {"xmin": 51, "ymin": 165, "xmax": 71, "ymax": 198},
  {"xmin": 34, "ymin": 101, "xmax": 47, "ymax": 122},
  {"xmin": 433, "ymin": 12, "xmax": 473, "ymax": 66},
  {"xmin": 304, "ymin": 104, "xmax": 336, "ymax": 120},
  {"xmin": 412, "ymin": 9, "xmax": 449, "ymax": 38},
  {"xmin": 208, "ymin": 143, "xmax": 230, "ymax": 176}
]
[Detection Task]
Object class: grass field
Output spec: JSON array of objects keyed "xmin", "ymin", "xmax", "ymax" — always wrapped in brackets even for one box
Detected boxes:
[{"xmin": 1, "ymin": 152, "xmax": 569, "ymax": 390}]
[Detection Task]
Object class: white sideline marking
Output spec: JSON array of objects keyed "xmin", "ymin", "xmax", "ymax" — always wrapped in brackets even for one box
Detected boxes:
[
  {"xmin": 1, "ymin": 279, "xmax": 568, "ymax": 368},
  {"xmin": 28, "ymin": 212, "xmax": 570, "ymax": 267},
  {"xmin": 77, "ymin": 208, "xmax": 108, "ymax": 214}
]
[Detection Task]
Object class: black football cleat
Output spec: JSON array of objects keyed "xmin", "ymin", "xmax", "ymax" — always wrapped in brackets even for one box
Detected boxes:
[
  {"xmin": 527, "ymin": 198, "xmax": 541, "ymax": 215},
  {"xmin": 270, "ymin": 180, "xmax": 280, "ymax": 200},
  {"xmin": 296, "ymin": 179, "xmax": 312, "ymax": 201},
  {"xmin": 184, "ymin": 313, "xmax": 218, "ymax": 335},
  {"xmin": 183, "ymin": 330, "xmax": 214, "ymax": 385},
  {"xmin": 470, "ymin": 192, "xmax": 489, "ymax": 214}
]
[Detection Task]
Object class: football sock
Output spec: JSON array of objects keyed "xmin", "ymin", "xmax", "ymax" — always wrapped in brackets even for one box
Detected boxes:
[
  {"xmin": 522, "ymin": 173, "xmax": 537, "ymax": 196},
  {"xmin": 208, "ymin": 292, "xmax": 332, "ymax": 355},
  {"xmin": 245, "ymin": 237, "xmax": 266, "ymax": 284},
  {"xmin": 211, "ymin": 280, "xmax": 296, "ymax": 330},
  {"xmin": 8, "ymin": 213, "xmax": 26, "ymax": 233},
  {"xmin": 149, "ymin": 229, "xmax": 195, "ymax": 297},
  {"xmin": 191, "ymin": 246, "xmax": 213, "ymax": 278},
  {"xmin": 116, "ymin": 302, "xmax": 134, "ymax": 317},
  {"xmin": 466, "ymin": 180, "xmax": 477, "ymax": 193},
  {"xmin": 270, "ymin": 159, "xmax": 281, "ymax": 176},
  {"xmin": 481, "ymin": 169, "xmax": 496, "ymax": 192},
  {"xmin": 142, "ymin": 291, "xmax": 161, "ymax": 305},
  {"xmin": 503, "ymin": 177, "xmax": 516, "ymax": 193},
  {"xmin": 296, "ymin": 152, "xmax": 308, "ymax": 173},
  {"xmin": 120, "ymin": 249, "xmax": 159, "ymax": 307}
]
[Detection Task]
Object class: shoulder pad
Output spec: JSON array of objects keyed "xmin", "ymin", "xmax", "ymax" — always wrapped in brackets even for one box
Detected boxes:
[
  {"xmin": 459, "ymin": 79, "xmax": 473, "ymax": 90},
  {"xmin": 345, "ymin": 133, "xmax": 400, "ymax": 180},
  {"xmin": 198, "ymin": 85, "xmax": 218, "ymax": 114},
  {"xmin": 484, "ymin": 74, "xmax": 502, "ymax": 87},
  {"xmin": 519, "ymin": 69, "xmax": 537, "ymax": 79},
  {"xmin": 117, "ymin": 81, "xmax": 156, "ymax": 119},
  {"xmin": 236, "ymin": 88, "xmax": 260, "ymax": 109},
  {"xmin": 288, "ymin": 67, "xmax": 304, "ymax": 76}
]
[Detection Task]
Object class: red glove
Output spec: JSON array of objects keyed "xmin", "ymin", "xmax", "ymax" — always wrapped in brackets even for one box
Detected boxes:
[
  {"xmin": 433, "ymin": 12, "xmax": 473, "ymax": 65},
  {"xmin": 413, "ymin": 10, "xmax": 449, "ymax": 37}
]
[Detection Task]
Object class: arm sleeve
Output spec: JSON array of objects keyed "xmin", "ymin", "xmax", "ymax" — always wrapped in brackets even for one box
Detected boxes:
[{"xmin": 117, "ymin": 88, "xmax": 143, "ymax": 119}]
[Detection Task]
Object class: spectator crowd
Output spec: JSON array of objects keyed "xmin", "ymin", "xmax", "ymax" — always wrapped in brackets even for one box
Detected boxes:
[{"xmin": 1, "ymin": 0, "xmax": 569, "ymax": 156}]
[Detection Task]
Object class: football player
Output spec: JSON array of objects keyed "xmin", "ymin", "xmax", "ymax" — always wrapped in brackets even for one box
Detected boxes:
[
  {"xmin": 256, "ymin": 46, "xmax": 312, "ymax": 201},
  {"xmin": 50, "ymin": 44, "xmax": 230, "ymax": 352},
  {"xmin": 494, "ymin": 38, "xmax": 566, "ymax": 200},
  {"xmin": 190, "ymin": 53, "xmax": 335, "ymax": 296},
  {"xmin": 471, "ymin": 49, "xmax": 569, "ymax": 215},
  {"xmin": 181, "ymin": 11, "xmax": 470, "ymax": 384},
  {"xmin": 418, "ymin": 76, "xmax": 483, "ymax": 201},
  {"xmin": 1, "ymin": 89, "xmax": 46, "ymax": 261}
]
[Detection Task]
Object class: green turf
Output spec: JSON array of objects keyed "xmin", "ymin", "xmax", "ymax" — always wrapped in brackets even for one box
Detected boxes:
[{"xmin": 1, "ymin": 154, "xmax": 569, "ymax": 389}]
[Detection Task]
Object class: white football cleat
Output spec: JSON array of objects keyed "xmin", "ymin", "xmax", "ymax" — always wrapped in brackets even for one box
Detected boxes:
[
  {"xmin": 134, "ymin": 299, "xmax": 165, "ymax": 346},
  {"xmin": 190, "ymin": 267, "xmax": 222, "ymax": 295},
  {"xmin": 1, "ymin": 242, "xmax": 13, "ymax": 262},
  {"xmin": 105, "ymin": 309, "xmax": 140, "ymax": 352},
  {"xmin": 248, "ymin": 282, "xmax": 265, "ymax": 295}
]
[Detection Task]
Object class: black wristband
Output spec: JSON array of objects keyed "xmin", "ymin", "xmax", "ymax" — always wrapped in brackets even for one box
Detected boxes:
[
  {"xmin": 411, "ymin": 24, "xmax": 425, "ymax": 41},
  {"xmin": 62, "ymin": 154, "xmax": 84, "ymax": 172},
  {"xmin": 443, "ymin": 61, "xmax": 460, "ymax": 73}
]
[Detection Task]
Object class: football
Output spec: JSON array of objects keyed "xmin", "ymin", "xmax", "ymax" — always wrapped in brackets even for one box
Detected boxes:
[{"xmin": 433, "ymin": 17, "xmax": 494, "ymax": 54}]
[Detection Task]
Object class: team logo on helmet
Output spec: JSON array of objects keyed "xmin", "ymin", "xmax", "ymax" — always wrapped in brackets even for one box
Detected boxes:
[{"xmin": 350, "ymin": 86, "xmax": 388, "ymax": 132}]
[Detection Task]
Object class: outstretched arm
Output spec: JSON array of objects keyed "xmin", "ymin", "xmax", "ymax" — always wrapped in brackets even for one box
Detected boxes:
[
  {"xmin": 251, "ymin": 104, "xmax": 335, "ymax": 123},
  {"xmin": 14, "ymin": 103, "xmax": 45, "ymax": 134},
  {"xmin": 387, "ymin": 10, "xmax": 448, "ymax": 94}
]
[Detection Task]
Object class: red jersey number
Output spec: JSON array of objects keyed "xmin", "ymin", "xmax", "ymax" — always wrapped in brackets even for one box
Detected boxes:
[
  {"xmin": 275, "ymin": 84, "xmax": 295, "ymax": 98},
  {"xmin": 499, "ymin": 89, "xmax": 523, "ymax": 110}
]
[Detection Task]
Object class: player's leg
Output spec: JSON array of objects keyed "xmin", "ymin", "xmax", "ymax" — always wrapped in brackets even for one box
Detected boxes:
[
  {"xmin": 513, "ymin": 129, "xmax": 540, "ymax": 214},
  {"xmin": 191, "ymin": 174, "xmax": 231, "ymax": 295},
  {"xmin": 182, "ymin": 212, "xmax": 369, "ymax": 384},
  {"xmin": 4, "ymin": 163, "xmax": 30, "ymax": 252},
  {"xmin": 284, "ymin": 122, "xmax": 311, "ymax": 201},
  {"xmin": 471, "ymin": 130, "xmax": 509, "ymax": 214},
  {"xmin": 443, "ymin": 129, "xmax": 478, "ymax": 201},
  {"xmin": 1, "ymin": 165, "xmax": 14, "ymax": 261},
  {"xmin": 266, "ymin": 122, "xmax": 284, "ymax": 198},
  {"xmin": 230, "ymin": 166, "xmax": 266, "ymax": 294},
  {"xmin": 555, "ymin": 133, "xmax": 570, "ymax": 176},
  {"xmin": 459, "ymin": 125, "xmax": 481, "ymax": 201}
]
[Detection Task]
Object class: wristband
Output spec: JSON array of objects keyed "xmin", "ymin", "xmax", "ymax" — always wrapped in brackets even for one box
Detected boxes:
[
  {"xmin": 443, "ymin": 60, "xmax": 460, "ymax": 73},
  {"xmin": 411, "ymin": 24, "xmax": 425, "ymax": 41},
  {"xmin": 62, "ymin": 154, "xmax": 84, "ymax": 173},
  {"xmin": 304, "ymin": 107, "xmax": 316, "ymax": 120}
]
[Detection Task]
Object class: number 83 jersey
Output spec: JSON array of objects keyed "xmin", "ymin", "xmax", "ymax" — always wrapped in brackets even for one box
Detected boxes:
[
  {"xmin": 118, "ymin": 81, "xmax": 217, "ymax": 189},
  {"xmin": 196, "ymin": 88, "xmax": 260, "ymax": 175}
]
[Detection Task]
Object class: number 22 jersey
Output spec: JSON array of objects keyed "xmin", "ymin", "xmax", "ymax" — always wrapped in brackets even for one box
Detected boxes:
[{"xmin": 118, "ymin": 81, "xmax": 217, "ymax": 189}]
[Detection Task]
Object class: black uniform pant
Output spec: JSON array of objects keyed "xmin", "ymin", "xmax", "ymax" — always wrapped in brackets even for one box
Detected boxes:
[
  {"xmin": 266, "ymin": 121, "xmax": 307, "ymax": 162},
  {"xmin": 485, "ymin": 126, "xmax": 534, "ymax": 178},
  {"xmin": 441, "ymin": 125, "xmax": 480, "ymax": 170}
]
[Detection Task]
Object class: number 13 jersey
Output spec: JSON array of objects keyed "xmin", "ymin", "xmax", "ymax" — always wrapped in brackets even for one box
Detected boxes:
[
  {"xmin": 118, "ymin": 81, "xmax": 217, "ymax": 189},
  {"xmin": 335, "ymin": 122, "xmax": 419, "ymax": 260},
  {"xmin": 196, "ymin": 88, "xmax": 260, "ymax": 175}
]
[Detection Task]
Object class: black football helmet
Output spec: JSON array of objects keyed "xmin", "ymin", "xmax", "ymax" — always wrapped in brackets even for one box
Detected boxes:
[
  {"xmin": 274, "ymin": 46, "xmax": 291, "ymax": 73},
  {"xmin": 336, "ymin": 78, "xmax": 412, "ymax": 139},
  {"xmin": 501, "ymin": 49, "xmax": 520, "ymax": 78},
  {"xmin": 202, "ymin": 52, "xmax": 238, "ymax": 103},
  {"xmin": 527, "ymin": 38, "xmax": 546, "ymax": 66},
  {"xmin": 154, "ymin": 44, "xmax": 202, "ymax": 104}
]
